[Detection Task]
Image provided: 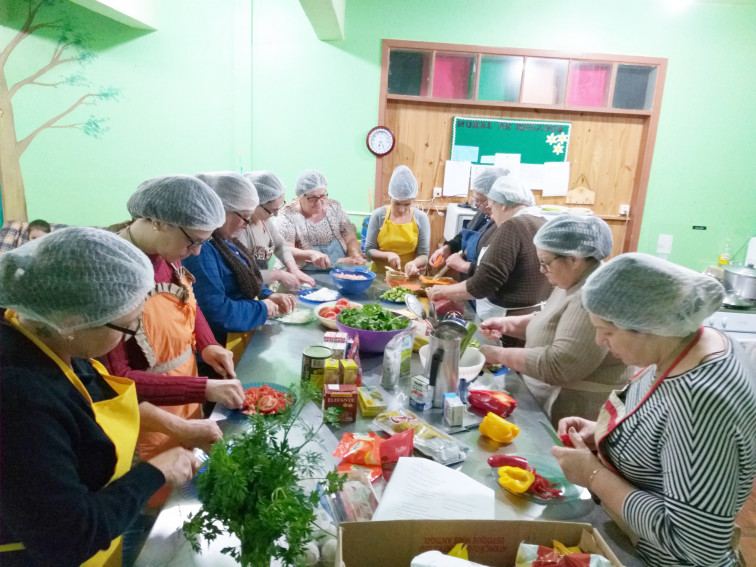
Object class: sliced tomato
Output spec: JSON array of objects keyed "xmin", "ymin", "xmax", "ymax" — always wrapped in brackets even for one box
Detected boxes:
[
  {"xmin": 335, "ymin": 298, "xmax": 350, "ymax": 308},
  {"xmin": 258, "ymin": 394, "xmax": 279, "ymax": 414}
]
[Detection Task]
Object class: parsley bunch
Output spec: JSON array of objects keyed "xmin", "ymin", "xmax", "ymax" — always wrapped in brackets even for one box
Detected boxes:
[{"xmin": 183, "ymin": 381, "xmax": 345, "ymax": 566}]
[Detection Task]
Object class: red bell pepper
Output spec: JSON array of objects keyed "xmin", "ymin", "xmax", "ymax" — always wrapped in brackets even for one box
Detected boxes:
[{"xmin": 468, "ymin": 390, "xmax": 517, "ymax": 418}]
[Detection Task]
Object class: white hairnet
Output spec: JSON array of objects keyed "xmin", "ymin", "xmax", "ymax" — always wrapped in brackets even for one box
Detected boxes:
[
  {"xmin": 127, "ymin": 175, "xmax": 225, "ymax": 231},
  {"xmin": 534, "ymin": 214, "xmax": 613, "ymax": 260},
  {"xmin": 295, "ymin": 170, "xmax": 328, "ymax": 197},
  {"xmin": 196, "ymin": 171, "xmax": 259, "ymax": 213},
  {"xmin": 0, "ymin": 227, "xmax": 153, "ymax": 334},
  {"xmin": 582, "ymin": 253, "xmax": 725, "ymax": 337},
  {"xmin": 244, "ymin": 171, "xmax": 285, "ymax": 204},
  {"xmin": 488, "ymin": 177, "xmax": 534, "ymax": 207},
  {"xmin": 472, "ymin": 167, "xmax": 511, "ymax": 196},
  {"xmin": 388, "ymin": 165, "xmax": 418, "ymax": 200}
]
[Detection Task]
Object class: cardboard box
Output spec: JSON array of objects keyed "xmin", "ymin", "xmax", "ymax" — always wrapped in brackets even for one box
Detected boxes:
[
  {"xmin": 336, "ymin": 520, "xmax": 622, "ymax": 567},
  {"xmin": 323, "ymin": 358, "xmax": 341, "ymax": 385},
  {"xmin": 341, "ymin": 359, "xmax": 359, "ymax": 385},
  {"xmin": 357, "ymin": 386, "xmax": 388, "ymax": 417},
  {"xmin": 323, "ymin": 384, "xmax": 358, "ymax": 422}
]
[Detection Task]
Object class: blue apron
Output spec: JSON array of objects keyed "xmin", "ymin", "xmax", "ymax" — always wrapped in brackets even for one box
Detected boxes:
[
  {"xmin": 302, "ymin": 237, "xmax": 346, "ymax": 272},
  {"xmin": 460, "ymin": 229, "xmax": 482, "ymax": 262}
]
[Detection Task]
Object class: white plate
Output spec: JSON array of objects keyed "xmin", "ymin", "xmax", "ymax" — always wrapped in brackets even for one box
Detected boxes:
[{"xmin": 313, "ymin": 300, "xmax": 362, "ymax": 329}]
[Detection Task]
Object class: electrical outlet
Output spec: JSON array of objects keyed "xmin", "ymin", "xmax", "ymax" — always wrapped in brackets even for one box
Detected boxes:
[
  {"xmin": 433, "ymin": 187, "xmax": 442, "ymax": 198},
  {"xmin": 619, "ymin": 204, "xmax": 630, "ymax": 215}
]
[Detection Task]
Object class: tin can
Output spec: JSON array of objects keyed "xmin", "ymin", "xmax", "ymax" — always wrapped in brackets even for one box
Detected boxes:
[{"xmin": 301, "ymin": 345, "xmax": 333, "ymax": 388}]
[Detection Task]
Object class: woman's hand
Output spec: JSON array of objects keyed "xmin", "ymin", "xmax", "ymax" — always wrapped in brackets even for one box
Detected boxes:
[
  {"xmin": 426, "ymin": 285, "xmax": 447, "ymax": 301},
  {"xmin": 269, "ymin": 293, "xmax": 296, "ymax": 314},
  {"xmin": 173, "ymin": 418, "xmax": 223, "ymax": 454},
  {"xmin": 263, "ymin": 298, "xmax": 280, "ymax": 318},
  {"xmin": 551, "ymin": 427, "xmax": 603, "ymax": 488},
  {"xmin": 200, "ymin": 345, "xmax": 236, "ymax": 379},
  {"xmin": 480, "ymin": 316, "xmax": 508, "ymax": 340},
  {"xmin": 429, "ymin": 245, "xmax": 450, "ymax": 267},
  {"xmin": 147, "ymin": 446, "xmax": 202, "ymax": 486},
  {"xmin": 557, "ymin": 417, "xmax": 597, "ymax": 450},
  {"xmin": 339, "ymin": 255, "xmax": 367, "ymax": 266},
  {"xmin": 270, "ymin": 269, "xmax": 301, "ymax": 290},
  {"xmin": 308, "ymin": 250, "xmax": 330, "ymax": 269},
  {"xmin": 479, "ymin": 344, "xmax": 505, "ymax": 365},
  {"xmin": 294, "ymin": 269, "xmax": 316, "ymax": 287},
  {"xmin": 404, "ymin": 260, "xmax": 421, "ymax": 278},
  {"xmin": 445, "ymin": 253, "xmax": 471, "ymax": 274},
  {"xmin": 205, "ymin": 378, "xmax": 245, "ymax": 409},
  {"xmin": 384, "ymin": 252, "xmax": 401, "ymax": 270}
]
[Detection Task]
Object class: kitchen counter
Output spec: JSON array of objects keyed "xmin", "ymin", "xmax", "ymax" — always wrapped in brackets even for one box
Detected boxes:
[{"xmin": 135, "ymin": 272, "xmax": 640, "ymax": 566}]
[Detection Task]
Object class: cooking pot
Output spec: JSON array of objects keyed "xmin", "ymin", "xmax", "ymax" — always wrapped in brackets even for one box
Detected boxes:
[{"xmin": 723, "ymin": 265, "xmax": 756, "ymax": 301}]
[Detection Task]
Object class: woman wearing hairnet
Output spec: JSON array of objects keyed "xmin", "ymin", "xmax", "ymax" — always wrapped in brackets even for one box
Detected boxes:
[
  {"xmin": 183, "ymin": 172, "xmax": 297, "ymax": 362},
  {"xmin": 427, "ymin": 177, "xmax": 552, "ymax": 339},
  {"xmin": 364, "ymin": 165, "xmax": 431, "ymax": 277},
  {"xmin": 0, "ymin": 227, "xmax": 202, "ymax": 567},
  {"xmin": 479, "ymin": 215, "xmax": 634, "ymax": 425},
  {"xmin": 105, "ymin": 174, "xmax": 240, "ymax": 507},
  {"xmin": 552, "ymin": 253, "xmax": 756, "ymax": 567},
  {"xmin": 429, "ymin": 167, "xmax": 510, "ymax": 279},
  {"xmin": 277, "ymin": 169, "xmax": 366, "ymax": 270},
  {"xmin": 235, "ymin": 170, "xmax": 315, "ymax": 289}
]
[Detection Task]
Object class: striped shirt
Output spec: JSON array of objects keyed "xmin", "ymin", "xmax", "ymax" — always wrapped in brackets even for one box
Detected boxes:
[{"xmin": 602, "ymin": 335, "xmax": 756, "ymax": 566}]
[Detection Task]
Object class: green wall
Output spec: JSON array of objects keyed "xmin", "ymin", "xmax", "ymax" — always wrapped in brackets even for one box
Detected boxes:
[{"xmin": 2, "ymin": 0, "xmax": 755, "ymax": 269}]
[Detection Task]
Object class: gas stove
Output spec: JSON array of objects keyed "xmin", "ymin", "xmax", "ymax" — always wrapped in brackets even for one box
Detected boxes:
[{"xmin": 704, "ymin": 304, "xmax": 756, "ymax": 366}]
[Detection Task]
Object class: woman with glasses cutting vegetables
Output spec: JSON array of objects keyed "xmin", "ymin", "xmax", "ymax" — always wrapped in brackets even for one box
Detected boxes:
[{"xmin": 277, "ymin": 169, "xmax": 366, "ymax": 270}]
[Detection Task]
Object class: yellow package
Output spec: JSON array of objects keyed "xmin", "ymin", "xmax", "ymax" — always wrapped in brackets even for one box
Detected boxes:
[
  {"xmin": 341, "ymin": 359, "xmax": 359, "ymax": 385},
  {"xmin": 323, "ymin": 359, "xmax": 341, "ymax": 385}
]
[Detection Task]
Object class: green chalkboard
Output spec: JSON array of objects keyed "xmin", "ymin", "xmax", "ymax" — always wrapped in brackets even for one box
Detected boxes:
[{"xmin": 450, "ymin": 116, "xmax": 571, "ymax": 165}]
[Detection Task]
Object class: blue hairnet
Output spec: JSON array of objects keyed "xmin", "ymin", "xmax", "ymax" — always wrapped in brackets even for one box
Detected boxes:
[
  {"xmin": 0, "ymin": 227, "xmax": 153, "ymax": 334},
  {"xmin": 244, "ymin": 171, "xmax": 285, "ymax": 204},
  {"xmin": 488, "ymin": 177, "xmax": 534, "ymax": 207},
  {"xmin": 471, "ymin": 167, "xmax": 511, "ymax": 196},
  {"xmin": 388, "ymin": 165, "xmax": 418, "ymax": 200},
  {"xmin": 196, "ymin": 171, "xmax": 259, "ymax": 212},
  {"xmin": 534, "ymin": 214, "xmax": 613, "ymax": 260},
  {"xmin": 295, "ymin": 170, "xmax": 328, "ymax": 197},
  {"xmin": 127, "ymin": 175, "xmax": 225, "ymax": 231},
  {"xmin": 582, "ymin": 253, "xmax": 725, "ymax": 336}
]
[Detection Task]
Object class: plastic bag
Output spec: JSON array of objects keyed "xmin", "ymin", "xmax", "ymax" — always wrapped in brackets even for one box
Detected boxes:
[{"xmin": 381, "ymin": 329, "xmax": 413, "ymax": 389}]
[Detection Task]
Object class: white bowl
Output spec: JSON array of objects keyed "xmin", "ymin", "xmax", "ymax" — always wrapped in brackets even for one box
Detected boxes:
[
  {"xmin": 313, "ymin": 300, "xmax": 362, "ymax": 329},
  {"xmin": 418, "ymin": 345, "xmax": 485, "ymax": 380}
]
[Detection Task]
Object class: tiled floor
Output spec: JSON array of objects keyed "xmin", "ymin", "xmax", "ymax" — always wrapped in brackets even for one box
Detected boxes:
[{"xmin": 736, "ymin": 480, "xmax": 756, "ymax": 565}]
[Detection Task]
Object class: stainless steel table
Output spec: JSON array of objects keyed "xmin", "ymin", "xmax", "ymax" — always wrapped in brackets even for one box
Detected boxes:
[{"xmin": 135, "ymin": 273, "xmax": 640, "ymax": 566}]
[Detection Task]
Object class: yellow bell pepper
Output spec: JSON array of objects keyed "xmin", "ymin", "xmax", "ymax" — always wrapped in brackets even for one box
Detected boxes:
[
  {"xmin": 478, "ymin": 412, "xmax": 520, "ymax": 444},
  {"xmin": 497, "ymin": 466, "xmax": 535, "ymax": 493}
]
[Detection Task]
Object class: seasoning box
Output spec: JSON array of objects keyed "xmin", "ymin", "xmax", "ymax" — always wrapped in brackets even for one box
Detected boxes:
[
  {"xmin": 357, "ymin": 386, "xmax": 388, "ymax": 417},
  {"xmin": 323, "ymin": 331, "xmax": 348, "ymax": 359},
  {"xmin": 409, "ymin": 375, "xmax": 433, "ymax": 411},
  {"xmin": 443, "ymin": 393, "xmax": 464, "ymax": 427},
  {"xmin": 301, "ymin": 345, "xmax": 333, "ymax": 388},
  {"xmin": 323, "ymin": 384, "xmax": 358, "ymax": 422},
  {"xmin": 323, "ymin": 358, "xmax": 341, "ymax": 385},
  {"xmin": 341, "ymin": 359, "xmax": 359, "ymax": 385}
]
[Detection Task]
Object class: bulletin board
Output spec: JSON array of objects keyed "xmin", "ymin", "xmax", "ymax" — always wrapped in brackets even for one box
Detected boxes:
[{"xmin": 450, "ymin": 117, "xmax": 571, "ymax": 165}]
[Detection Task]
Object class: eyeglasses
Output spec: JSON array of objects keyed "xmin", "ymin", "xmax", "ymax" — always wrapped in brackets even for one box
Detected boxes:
[
  {"xmin": 304, "ymin": 192, "xmax": 328, "ymax": 204},
  {"xmin": 233, "ymin": 211, "xmax": 252, "ymax": 225},
  {"xmin": 179, "ymin": 226, "xmax": 210, "ymax": 250},
  {"xmin": 104, "ymin": 318, "xmax": 141, "ymax": 338},
  {"xmin": 538, "ymin": 255, "xmax": 564, "ymax": 270},
  {"xmin": 260, "ymin": 203, "xmax": 282, "ymax": 216}
]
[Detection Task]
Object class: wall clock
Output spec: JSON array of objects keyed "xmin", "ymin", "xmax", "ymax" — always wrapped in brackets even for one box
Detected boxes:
[{"xmin": 366, "ymin": 126, "xmax": 395, "ymax": 156}]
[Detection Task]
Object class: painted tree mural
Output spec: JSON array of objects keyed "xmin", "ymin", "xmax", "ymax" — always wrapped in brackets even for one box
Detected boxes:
[{"xmin": 0, "ymin": 0, "xmax": 117, "ymax": 221}]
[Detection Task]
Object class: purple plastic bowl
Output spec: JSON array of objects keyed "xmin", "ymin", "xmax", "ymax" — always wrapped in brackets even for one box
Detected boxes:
[{"xmin": 335, "ymin": 317, "xmax": 410, "ymax": 353}]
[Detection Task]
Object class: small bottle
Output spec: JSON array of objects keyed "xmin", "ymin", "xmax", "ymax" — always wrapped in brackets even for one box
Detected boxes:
[{"xmin": 718, "ymin": 238, "xmax": 732, "ymax": 266}]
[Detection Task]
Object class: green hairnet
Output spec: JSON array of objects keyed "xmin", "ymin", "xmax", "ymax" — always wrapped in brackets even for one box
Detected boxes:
[{"xmin": 0, "ymin": 227, "xmax": 153, "ymax": 334}]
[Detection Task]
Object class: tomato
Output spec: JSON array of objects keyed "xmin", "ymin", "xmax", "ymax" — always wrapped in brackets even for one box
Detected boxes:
[
  {"xmin": 320, "ymin": 309, "xmax": 337, "ymax": 319},
  {"xmin": 335, "ymin": 298, "xmax": 350, "ymax": 308},
  {"xmin": 240, "ymin": 385, "xmax": 294, "ymax": 415},
  {"xmin": 258, "ymin": 394, "xmax": 279, "ymax": 414},
  {"xmin": 333, "ymin": 307, "xmax": 341, "ymax": 314}
]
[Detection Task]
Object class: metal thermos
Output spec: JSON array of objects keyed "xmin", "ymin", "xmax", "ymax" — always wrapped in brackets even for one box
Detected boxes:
[{"xmin": 425, "ymin": 325, "xmax": 462, "ymax": 408}]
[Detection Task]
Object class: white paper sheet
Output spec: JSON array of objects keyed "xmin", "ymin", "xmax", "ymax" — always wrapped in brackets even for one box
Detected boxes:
[
  {"xmin": 540, "ymin": 161, "xmax": 571, "ymax": 197},
  {"xmin": 493, "ymin": 153, "xmax": 521, "ymax": 178},
  {"xmin": 520, "ymin": 163, "xmax": 545, "ymax": 192},
  {"xmin": 372, "ymin": 457, "xmax": 495, "ymax": 521},
  {"xmin": 442, "ymin": 161, "xmax": 472, "ymax": 197}
]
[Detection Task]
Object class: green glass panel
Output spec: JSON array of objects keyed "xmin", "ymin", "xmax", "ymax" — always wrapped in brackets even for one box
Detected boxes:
[{"xmin": 478, "ymin": 55, "xmax": 522, "ymax": 102}]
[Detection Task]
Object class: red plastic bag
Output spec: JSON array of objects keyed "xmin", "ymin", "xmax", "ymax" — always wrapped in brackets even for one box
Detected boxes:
[{"xmin": 468, "ymin": 390, "xmax": 517, "ymax": 418}]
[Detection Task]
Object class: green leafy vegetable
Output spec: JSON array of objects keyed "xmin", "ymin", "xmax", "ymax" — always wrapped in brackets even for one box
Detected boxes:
[
  {"xmin": 183, "ymin": 381, "xmax": 346, "ymax": 566},
  {"xmin": 380, "ymin": 286, "xmax": 417, "ymax": 302},
  {"xmin": 338, "ymin": 303, "xmax": 410, "ymax": 331}
]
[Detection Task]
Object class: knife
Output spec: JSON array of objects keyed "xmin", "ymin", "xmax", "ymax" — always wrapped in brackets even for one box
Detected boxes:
[{"xmin": 539, "ymin": 419, "xmax": 564, "ymax": 447}]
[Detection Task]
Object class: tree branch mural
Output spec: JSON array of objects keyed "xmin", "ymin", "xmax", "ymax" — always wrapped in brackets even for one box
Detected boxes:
[{"xmin": 0, "ymin": 0, "xmax": 117, "ymax": 221}]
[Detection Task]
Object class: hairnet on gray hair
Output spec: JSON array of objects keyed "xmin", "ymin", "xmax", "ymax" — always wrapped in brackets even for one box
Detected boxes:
[
  {"xmin": 244, "ymin": 171, "xmax": 285, "ymax": 204},
  {"xmin": 0, "ymin": 227, "xmax": 154, "ymax": 334},
  {"xmin": 388, "ymin": 165, "xmax": 418, "ymax": 200},
  {"xmin": 582, "ymin": 252, "xmax": 725, "ymax": 337},
  {"xmin": 127, "ymin": 175, "xmax": 225, "ymax": 231},
  {"xmin": 196, "ymin": 171, "xmax": 259, "ymax": 213},
  {"xmin": 471, "ymin": 167, "xmax": 511, "ymax": 196},
  {"xmin": 534, "ymin": 214, "xmax": 613, "ymax": 260},
  {"xmin": 295, "ymin": 170, "xmax": 328, "ymax": 197},
  {"xmin": 487, "ymin": 177, "xmax": 534, "ymax": 207}
]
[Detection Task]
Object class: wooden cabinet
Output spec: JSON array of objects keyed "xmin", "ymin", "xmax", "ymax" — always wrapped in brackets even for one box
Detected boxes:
[{"xmin": 375, "ymin": 40, "xmax": 667, "ymax": 259}]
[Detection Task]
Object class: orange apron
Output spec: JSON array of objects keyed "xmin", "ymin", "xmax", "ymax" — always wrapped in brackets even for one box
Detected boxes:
[
  {"xmin": 1, "ymin": 311, "xmax": 139, "ymax": 567},
  {"xmin": 133, "ymin": 268, "xmax": 201, "ymax": 506},
  {"xmin": 373, "ymin": 205, "xmax": 419, "ymax": 274}
]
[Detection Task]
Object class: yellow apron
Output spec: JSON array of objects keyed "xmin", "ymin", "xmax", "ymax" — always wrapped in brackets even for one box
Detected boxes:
[
  {"xmin": 1, "ymin": 311, "xmax": 140, "ymax": 567},
  {"xmin": 373, "ymin": 205, "xmax": 419, "ymax": 274},
  {"xmin": 133, "ymin": 268, "xmax": 202, "ymax": 507}
]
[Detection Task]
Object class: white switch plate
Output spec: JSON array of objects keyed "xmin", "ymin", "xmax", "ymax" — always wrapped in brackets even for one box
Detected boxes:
[
  {"xmin": 433, "ymin": 187, "xmax": 442, "ymax": 198},
  {"xmin": 657, "ymin": 234, "xmax": 673, "ymax": 254},
  {"xmin": 619, "ymin": 204, "xmax": 630, "ymax": 215}
]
